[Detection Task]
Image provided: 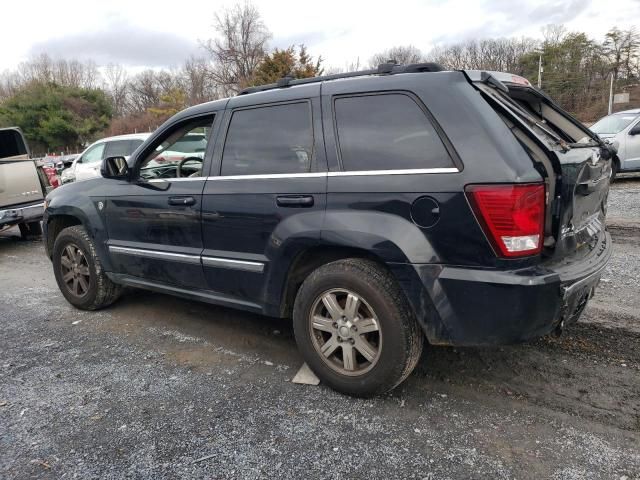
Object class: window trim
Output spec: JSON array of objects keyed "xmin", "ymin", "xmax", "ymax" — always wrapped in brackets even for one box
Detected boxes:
[
  {"xmin": 331, "ymin": 90, "xmax": 463, "ymax": 173},
  {"xmin": 132, "ymin": 113, "xmax": 216, "ymax": 181},
  {"xmin": 219, "ymin": 99, "xmax": 316, "ymax": 177}
]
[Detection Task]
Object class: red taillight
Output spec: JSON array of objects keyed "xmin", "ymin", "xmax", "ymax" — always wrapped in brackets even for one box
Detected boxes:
[{"xmin": 465, "ymin": 183, "xmax": 545, "ymax": 258}]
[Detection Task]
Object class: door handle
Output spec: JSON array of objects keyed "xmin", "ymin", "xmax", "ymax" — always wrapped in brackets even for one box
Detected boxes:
[
  {"xmin": 168, "ymin": 196, "xmax": 196, "ymax": 206},
  {"xmin": 276, "ymin": 195, "xmax": 314, "ymax": 207}
]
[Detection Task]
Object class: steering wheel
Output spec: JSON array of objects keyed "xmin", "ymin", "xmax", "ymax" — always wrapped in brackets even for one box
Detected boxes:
[{"xmin": 176, "ymin": 156, "xmax": 203, "ymax": 178}]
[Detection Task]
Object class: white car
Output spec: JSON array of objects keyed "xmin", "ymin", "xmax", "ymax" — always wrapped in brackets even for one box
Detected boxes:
[
  {"xmin": 73, "ymin": 133, "xmax": 152, "ymax": 182},
  {"xmin": 590, "ymin": 108, "xmax": 640, "ymax": 179}
]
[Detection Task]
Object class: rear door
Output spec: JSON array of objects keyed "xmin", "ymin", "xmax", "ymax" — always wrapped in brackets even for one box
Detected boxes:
[{"xmin": 200, "ymin": 86, "xmax": 327, "ymax": 307}]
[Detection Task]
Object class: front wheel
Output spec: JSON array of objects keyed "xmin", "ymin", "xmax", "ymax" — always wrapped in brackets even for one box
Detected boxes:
[
  {"xmin": 293, "ymin": 259, "xmax": 424, "ymax": 397},
  {"xmin": 52, "ymin": 225, "xmax": 122, "ymax": 310}
]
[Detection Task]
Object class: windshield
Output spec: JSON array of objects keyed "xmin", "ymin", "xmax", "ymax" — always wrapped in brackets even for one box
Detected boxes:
[{"xmin": 591, "ymin": 114, "xmax": 638, "ymax": 135}]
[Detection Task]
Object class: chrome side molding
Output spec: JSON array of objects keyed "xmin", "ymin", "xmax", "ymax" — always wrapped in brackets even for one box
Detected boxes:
[{"xmin": 108, "ymin": 245, "xmax": 265, "ymax": 273}]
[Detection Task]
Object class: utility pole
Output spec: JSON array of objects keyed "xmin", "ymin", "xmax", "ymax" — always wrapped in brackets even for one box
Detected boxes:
[
  {"xmin": 537, "ymin": 54, "xmax": 543, "ymax": 89},
  {"xmin": 608, "ymin": 73, "xmax": 614, "ymax": 115}
]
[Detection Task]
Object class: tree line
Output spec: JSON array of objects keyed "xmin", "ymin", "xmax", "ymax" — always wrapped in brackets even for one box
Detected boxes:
[{"xmin": 0, "ymin": 1, "xmax": 637, "ymax": 154}]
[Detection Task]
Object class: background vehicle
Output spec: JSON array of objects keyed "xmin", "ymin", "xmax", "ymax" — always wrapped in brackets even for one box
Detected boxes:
[
  {"xmin": 73, "ymin": 133, "xmax": 151, "ymax": 182},
  {"xmin": 43, "ymin": 64, "xmax": 613, "ymax": 397},
  {"xmin": 55, "ymin": 154, "xmax": 79, "ymax": 174},
  {"xmin": 0, "ymin": 127, "xmax": 50, "ymax": 238},
  {"xmin": 590, "ymin": 108, "xmax": 640, "ymax": 179}
]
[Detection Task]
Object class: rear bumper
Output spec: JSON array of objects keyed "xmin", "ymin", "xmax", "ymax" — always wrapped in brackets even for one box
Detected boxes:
[
  {"xmin": 0, "ymin": 201, "xmax": 45, "ymax": 229},
  {"xmin": 395, "ymin": 231, "xmax": 612, "ymax": 346}
]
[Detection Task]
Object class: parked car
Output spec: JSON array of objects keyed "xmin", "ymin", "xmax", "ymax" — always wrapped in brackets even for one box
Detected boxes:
[
  {"xmin": 54, "ymin": 154, "xmax": 79, "ymax": 174},
  {"xmin": 43, "ymin": 64, "xmax": 614, "ymax": 397},
  {"xmin": 590, "ymin": 108, "xmax": 640, "ymax": 179},
  {"xmin": 73, "ymin": 133, "xmax": 151, "ymax": 182},
  {"xmin": 0, "ymin": 127, "xmax": 50, "ymax": 238}
]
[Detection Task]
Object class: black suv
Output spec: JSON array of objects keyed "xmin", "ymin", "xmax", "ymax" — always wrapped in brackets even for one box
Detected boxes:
[{"xmin": 43, "ymin": 64, "xmax": 613, "ymax": 397}]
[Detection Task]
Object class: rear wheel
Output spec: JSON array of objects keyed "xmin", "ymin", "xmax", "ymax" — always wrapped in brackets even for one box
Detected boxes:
[
  {"xmin": 293, "ymin": 259, "xmax": 424, "ymax": 397},
  {"xmin": 19, "ymin": 221, "xmax": 42, "ymax": 239},
  {"xmin": 52, "ymin": 225, "xmax": 122, "ymax": 310}
]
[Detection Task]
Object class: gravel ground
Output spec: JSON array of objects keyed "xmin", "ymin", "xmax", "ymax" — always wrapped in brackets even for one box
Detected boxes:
[
  {"xmin": 1, "ymin": 179, "xmax": 639, "ymax": 479},
  {"xmin": 608, "ymin": 175, "xmax": 640, "ymax": 221}
]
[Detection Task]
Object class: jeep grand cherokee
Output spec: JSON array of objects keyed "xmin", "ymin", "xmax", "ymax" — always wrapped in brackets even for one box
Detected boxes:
[{"xmin": 43, "ymin": 63, "xmax": 613, "ymax": 397}]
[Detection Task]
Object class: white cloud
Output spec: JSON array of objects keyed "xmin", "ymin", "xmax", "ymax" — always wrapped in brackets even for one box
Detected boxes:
[{"xmin": 1, "ymin": 0, "xmax": 638, "ymax": 72}]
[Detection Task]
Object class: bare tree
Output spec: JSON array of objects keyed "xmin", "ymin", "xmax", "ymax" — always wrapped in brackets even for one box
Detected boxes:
[
  {"xmin": 542, "ymin": 24, "xmax": 568, "ymax": 46},
  {"xmin": 201, "ymin": 2, "xmax": 271, "ymax": 95},
  {"xmin": 369, "ymin": 45, "xmax": 423, "ymax": 67},
  {"xmin": 426, "ymin": 37, "xmax": 538, "ymax": 73},
  {"xmin": 181, "ymin": 56, "xmax": 219, "ymax": 105},
  {"xmin": 103, "ymin": 63, "xmax": 129, "ymax": 116}
]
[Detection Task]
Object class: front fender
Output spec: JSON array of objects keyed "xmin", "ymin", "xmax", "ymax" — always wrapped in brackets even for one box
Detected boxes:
[{"xmin": 44, "ymin": 182, "xmax": 111, "ymax": 270}]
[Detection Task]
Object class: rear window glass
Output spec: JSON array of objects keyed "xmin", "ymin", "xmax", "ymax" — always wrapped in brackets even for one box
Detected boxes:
[
  {"xmin": 221, "ymin": 102, "xmax": 313, "ymax": 176},
  {"xmin": 334, "ymin": 94, "xmax": 453, "ymax": 171}
]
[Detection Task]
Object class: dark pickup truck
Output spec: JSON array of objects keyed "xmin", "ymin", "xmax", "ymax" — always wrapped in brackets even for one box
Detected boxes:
[
  {"xmin": 0, "ymin": 127, "xmax": 48, "ymax": 237},
  {"xmin": 43, "ymin": 64, "xmax": 614, "ymax": 397}
]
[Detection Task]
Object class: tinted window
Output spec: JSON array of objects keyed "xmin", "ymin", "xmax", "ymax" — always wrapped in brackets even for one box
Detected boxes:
[
  {"xmin": 334, "ymin": 94, "xmax": 452, "ymax": 171},
  {"xmin": 221, "ymin": 102, "xmax": 313, "ymax": 176},
  {"xmin": 104, "ymin": 139, "xmax": 143, "ymax": 158}
]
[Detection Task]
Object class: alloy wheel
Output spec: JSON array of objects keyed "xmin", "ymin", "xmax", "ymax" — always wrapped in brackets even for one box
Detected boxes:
[
  {"xmin": 60, "ymin": 243, "xmax": 91, "ymax": 297},
  {"xmin": 309, "ymin": 289, "xmax": 382, "ymax": 376}
]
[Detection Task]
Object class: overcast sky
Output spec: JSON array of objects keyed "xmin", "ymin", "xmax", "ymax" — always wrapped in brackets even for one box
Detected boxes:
[{"xmin": 1, "ymin": 0, "xmax": 638, "ymax": 72}]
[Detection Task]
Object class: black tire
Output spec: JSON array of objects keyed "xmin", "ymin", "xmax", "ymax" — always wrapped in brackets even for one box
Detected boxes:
[
  {"xmin": 610, "ymin": 159, "xmax": 619, "ymax": 182},
  {"xmin": 52, "ymin": 225, "xmax": 122, "ymax": 310},
  {"xmin": 18, "ymin": 221, "xmax": 42, "ymax": 239},
  {"xmin": 292, "ymin": 258, "xmax": 424, "ymax": 397}
]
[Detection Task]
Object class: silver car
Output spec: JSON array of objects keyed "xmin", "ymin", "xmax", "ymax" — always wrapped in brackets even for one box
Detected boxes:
[{"xmin": 590, "ymin": 108, "xmax": 640, "ymax": 179}]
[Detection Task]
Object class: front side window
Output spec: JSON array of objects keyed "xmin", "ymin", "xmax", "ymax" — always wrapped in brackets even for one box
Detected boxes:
[
  {"xmin": 221, "ymin": 102, "xmax": 313, "ymax": 176},
  {"xmin": 81, "ymin": 143, "xmax": 106, "ymax": 164},
  {"xmin": 138, "ymin": 116, "xmax": 214, "ymax": 179},
  {"xmin": 334, "ymin": 93, "xmax": 453, "ymax": 171}
]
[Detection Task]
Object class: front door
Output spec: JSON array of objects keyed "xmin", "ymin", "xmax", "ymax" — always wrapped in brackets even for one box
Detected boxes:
[
  {"xmin": 624, "ymin": 120, "xmax": 640, "ymax": 170},
  {"xmin": 104, "ymin": 114, "xmax": 218, "ymax": 289},
  {"xmin": 200, "ymin": 91, "xmax": 327, "ymax": 308}
]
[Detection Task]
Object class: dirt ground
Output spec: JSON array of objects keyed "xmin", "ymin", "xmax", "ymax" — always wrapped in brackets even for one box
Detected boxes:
[{"xmin": 1, "ymin": 179, "xmax": 639, "ymax": 479}]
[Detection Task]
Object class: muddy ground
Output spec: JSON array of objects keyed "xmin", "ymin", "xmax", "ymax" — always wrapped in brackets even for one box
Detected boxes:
[{"xmin": 1, "ymin": 179, "xmax": 639, "ymax": 479}]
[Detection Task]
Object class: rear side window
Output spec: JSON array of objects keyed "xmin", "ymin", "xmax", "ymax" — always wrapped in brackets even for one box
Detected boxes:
[
  {"xmin": 334, "ymin": 93, "xmax": 453, "ymax": 171},
  {"xmin": 221, "ymin": 102, "xmax": 313, "ymax": 176},
  {"xmin": 104, "ymin": 139, "xmax": 143, "ymax": 158}
]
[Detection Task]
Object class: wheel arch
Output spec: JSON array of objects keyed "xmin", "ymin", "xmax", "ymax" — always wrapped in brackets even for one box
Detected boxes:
[
  {"xmin": 271, "ymin": 245, "xmax": 389, "ymax": 319},
  {"xmin": 45, "ymin": 213, "xmax": 84, "ymax": 258}
]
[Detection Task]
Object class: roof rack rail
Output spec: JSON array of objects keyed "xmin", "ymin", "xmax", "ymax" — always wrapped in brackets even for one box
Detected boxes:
[{"xmin": 238, "ymin": 62, "xmax": 445, "ymax": 95}]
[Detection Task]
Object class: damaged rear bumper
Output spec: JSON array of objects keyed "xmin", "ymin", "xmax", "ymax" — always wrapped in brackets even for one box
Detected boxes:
[{"xmin": 395, "ymin": 231, "xmax": 612, "ymax": 346}]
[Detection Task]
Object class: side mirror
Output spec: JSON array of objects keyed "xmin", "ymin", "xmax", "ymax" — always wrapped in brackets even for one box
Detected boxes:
[
  {"xmin": 629, "ymin": 124, "xmax": 640, "ymax": 136},
  {"xmin": 101, "ymin": 156, "xmax": 130, "ymax": 179}
]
